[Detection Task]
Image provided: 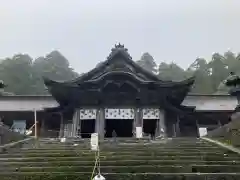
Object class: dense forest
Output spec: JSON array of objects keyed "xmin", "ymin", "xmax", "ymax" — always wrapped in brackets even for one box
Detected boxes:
[{"xmin": 0, "ymin": 50, "xmax": 239, "ymax": 95}]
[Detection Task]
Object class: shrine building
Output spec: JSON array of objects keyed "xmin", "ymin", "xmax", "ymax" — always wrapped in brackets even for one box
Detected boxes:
[
  {"xmin": 42, "ymin": 44, "xmax": 236, "ymax": 138},
  {"xmin": 0, "ymin": 44, "xmax": 237, "ymax": 138}
]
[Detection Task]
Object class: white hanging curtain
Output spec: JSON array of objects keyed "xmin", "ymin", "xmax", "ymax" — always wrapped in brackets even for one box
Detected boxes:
[
  {"xmin": 143, "ymin": 108, "xmax": 160, "ymax": 119},
  {"xmin": 105, "ymin": 108, "xmax": 134, "ymax": 119},
  {"xmin": 79, "ymin": 109, "xmax": 97, "ymax": 120}
]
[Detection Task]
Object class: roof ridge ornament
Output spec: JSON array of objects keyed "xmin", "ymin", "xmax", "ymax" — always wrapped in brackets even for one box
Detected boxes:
[
  {"xmin": 115, "ymin": 43, "xmax": 126, "ymax": 49},
  {"xmin": 107, "ymin": 43, "xmax": 132, "ymax": 60},
  {"xmin": 111, "ymin": 43, "xmax": 128, "ymax": 52}
]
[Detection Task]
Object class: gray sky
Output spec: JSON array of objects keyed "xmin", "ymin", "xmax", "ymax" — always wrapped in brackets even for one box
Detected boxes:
[{"xmin": 0, "ymin": 0, "xmax": 239, "ymax": 73}]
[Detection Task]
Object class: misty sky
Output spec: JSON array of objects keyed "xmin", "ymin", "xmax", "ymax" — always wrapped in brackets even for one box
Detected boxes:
[{"xmin": 0, "ymin": 0, "xmax": 240, "ymax": 73}]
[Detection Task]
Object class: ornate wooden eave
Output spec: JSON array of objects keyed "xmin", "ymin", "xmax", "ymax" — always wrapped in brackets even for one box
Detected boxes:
[
  {"xmin": 44, "ymin": 76, "xmax": 194, "ymax": 107},
  {"xmin": 44, "ymin": 43, "xmax": 195, "ymax": 110},
  {"xmin": 44, "ymin": 104, "xmax": 77, "ymax": 117},
  {"xmin": 44, "ymin": 43, "xmax": 195, "ymax": 87},
  {"xmin": 69, "ymin": 44, "xmax": 161, "ymax": 83},
  {"xmin": 162, "ymin": 97, "xmax": 195, "ymax": 115},
  {"xmin": 44, "ymin": 73, "xmax": 194, "ymax": 90}
]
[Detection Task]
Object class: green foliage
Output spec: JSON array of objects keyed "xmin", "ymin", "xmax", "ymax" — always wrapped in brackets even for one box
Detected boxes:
[
  {"xmin": 136, "ymin": 53, "xmax": 157, "ymax": 73},
  {"xmin": 0, "ymin": 54, "xmax": 37, "ymax": 95},
  {"xmin": 33, "ymin": 51, "xmax": 77, "ymax": 81},
  {"xmin": 0, "ymin": 51, "xmax": 78, "ymax": 95},
  {"xmin": 1, "ymin": 49, "xmax": 240, "ymax": 95},
  {"xmin": 208, "ymin": 53, "xmax": 228, "ymax": 92},
  {"xmin": 158, "ymin": 62, "xmax": 191, "ymax": 81},
  {"xmin": 137, "ymin": 51, "xmax": 240, "ymax": 94},
  {"xmin": 188, "ymin": 58, "xmax": 214, "ymax": 93}
]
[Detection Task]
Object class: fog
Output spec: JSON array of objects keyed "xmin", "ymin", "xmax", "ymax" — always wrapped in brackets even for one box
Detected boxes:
[{"xmin": 0, "ymin": 0, "xmax": 239, "ymax": 72}]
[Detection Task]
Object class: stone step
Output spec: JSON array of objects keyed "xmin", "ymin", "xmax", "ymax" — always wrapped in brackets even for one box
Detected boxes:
[
  {"xmin": 42, "ymin": 143, "xmax": 212, "ymax": 147},
  {"xmin": 0, "ymin": 155, "xmax": 238, "ymax": 162},
  {"xmin": 0, "ymin": 165, "xmax": 191, "ymax": 173},
  {"xmin": 36, "ymin": 144, "xmax": 216, "ymax": 149},
  {"xmin": 16, "ymin": 147, "xmax": 225, "ymax": 152},
  {"xmin": 23, "ymin": 143, "xmax": 214, "ymax": 148},
  {"xmin": 16, "ymin": 142, "xmax": 210, "ymax": 149},
  {"xmin": 38, "ymin": 139, "xmax": 211, "ymax": 145},
  {"xmin": 1, "ymin": 137, "xmax": 239, "ymax": 178},
  {"xmin": 0, "ymin": 151, "xmax": 235, "ymax": 157},
  {"xmin": 15, "ymin": 149, "xmax": 228, "ymax": 154},
  {"xmin": 18, "ymin": 148, "xmax": 221, "ymax": 153},
  {"xmin": 32, "ymin": 145, "xmax": 218, "ymax": 149},
  {"xmin": 39, "ymin": 137, "xmax": 204, "ymax": 142},
  {"xmin": 34, "ymin": 140, "xmax": 213, "ymax": 144},
  {"xmin": 38, "ymin": 139, "xmax": 211, "ymax": 143},
  {"xmin": 0, "ymin": 152, "xmax": 238, "ymax": 159},
  {"xmin": 1, "ymin": 164, "xmax": 240, "ymax": 173},
  {"xmin": 0, "ymin": 160, "xmax": 238, "ymax": 167},
  {"xmin": 0, "ymin": 172, "xmax": 240, "ymax": 180},
  {"xmin": 38, "ymin": 139, "xmax": 209, "ymax": 143}
]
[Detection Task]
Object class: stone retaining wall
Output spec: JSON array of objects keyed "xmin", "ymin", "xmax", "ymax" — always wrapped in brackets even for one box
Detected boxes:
[{"xmin": 207, "ymin": 116, "xmax": 240, "ymax": 147}]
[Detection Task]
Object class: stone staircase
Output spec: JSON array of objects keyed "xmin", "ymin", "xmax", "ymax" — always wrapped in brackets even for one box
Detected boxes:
[{"xmin": 0, "ymin": 138, "xmax": 240, "ymax": 179}]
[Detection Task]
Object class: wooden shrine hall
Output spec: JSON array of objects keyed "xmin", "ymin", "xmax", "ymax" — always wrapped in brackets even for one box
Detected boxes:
[{"xmin": 43, "ymin": 44, "xmax": 231, "ymax": 139}]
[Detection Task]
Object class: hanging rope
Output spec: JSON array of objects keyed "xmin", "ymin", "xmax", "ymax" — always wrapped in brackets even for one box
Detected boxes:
[
  {"xmin": 90, "ymin": 151, "xmax": 99, "ymax": 180},
  {"xmin": 90, "ymin": 139, "xmax": 101, "ymax": 180}
]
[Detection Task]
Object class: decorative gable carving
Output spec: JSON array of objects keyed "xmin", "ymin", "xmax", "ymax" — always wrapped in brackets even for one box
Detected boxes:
[
  {"xmin": 109, "ymin": 59, "xmax": 134, "ymax": 71},
  {"xmin": 77, "ymin": 44, "xmax": 160, "ymax": 82},
  {"xmin": 91, "ymin": 59, "xmax": 137, "ymax": 80}
]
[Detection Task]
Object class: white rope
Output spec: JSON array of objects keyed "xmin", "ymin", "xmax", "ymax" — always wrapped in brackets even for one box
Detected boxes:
[{"xmin": 90, "ymin": 137, "xmax": 102, "ymax": 180}]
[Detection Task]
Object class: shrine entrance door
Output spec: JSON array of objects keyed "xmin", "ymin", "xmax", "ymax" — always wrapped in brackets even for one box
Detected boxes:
[{"xmin": 104, "ymin": 108, "xmax": 134, "ymax": 137}]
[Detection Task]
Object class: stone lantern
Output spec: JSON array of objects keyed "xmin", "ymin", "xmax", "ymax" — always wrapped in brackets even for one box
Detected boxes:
[
  {"xmin": 225, "ymin": 72, "xmax": 240, "ymax": 109},
  {"xmin": 0, "ymin": 80, "xmax": 5, "ymax": 94}
]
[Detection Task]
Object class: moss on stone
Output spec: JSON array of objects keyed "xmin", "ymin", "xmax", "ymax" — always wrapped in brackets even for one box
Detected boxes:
[
  {"xmin": 0, "ymin": 172, "xmax": 240, "ymax": 180},
  {"xmin": 1, "ymin": 138, "xmax": 240, "ymax": 179}
]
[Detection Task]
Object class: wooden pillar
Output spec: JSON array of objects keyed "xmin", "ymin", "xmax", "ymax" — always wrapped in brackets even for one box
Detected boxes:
[
  {"xmin": 218, "ymin": 119, "xmax": 222, "ymax": 127},
  {"xmin": 74, "ymin": 109, "xmax": 81, "ymax": 137},
  {"xmin": 132, "ymin": 109, "xmax": 135, "ymax": 136},
  {"xmin": 72, "ymin": 110, "xmax": 80, "ymax": 137},
  {"xmin": 158, "ymin": 109, "xmax": 166, "ymax": 137},
  {"xmin": 196, "ymin": 119, "xmax": 200, "ymax": 137},
  {"xmin": 59, "ymin": 113, "xmax": 64, "ymax": 138},
  {"xmin": 155, "ymin": 119, "xmax": 160, "ymax": 137},
  {"xmin": 134, "ymin": 108, "xmax": 143, "ymax": 137},
  {"xmin": 101, "ymin": 108, "xmax": 105, "ymax": 139},
  {"xmin": 40, "ymin": 119, "xmax": 45, "ymax": 137},
  {"xmin": 95, "ymin": 110, "xmax": 99, "ymax": 134},
  {"xmin": 175, "ymin": 117, "xmax": 180, "ymax": 137},
  {"xmin": 77, "ymin": 110, "xmax": 81, "ymax": 138},
  {"xmin": 95, "ymin": 108, "xmax": 105, "ymax": 139},
  {"xmin": 72, "ymin": 111, "xmax": 76, "ymax": 137},
  {"xmin": 34, "ymin": 110, "xmax": 38, "ymax": 139},
  {"xmin": 172, "ymin": 123, "xmax": 177, "ymax": 137}
]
